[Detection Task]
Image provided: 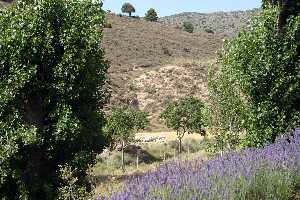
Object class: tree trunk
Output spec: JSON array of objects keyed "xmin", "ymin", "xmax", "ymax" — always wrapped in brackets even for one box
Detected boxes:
[
  {"xmin": 178, "ymin": 137, "xmax": 182, "ymax": 154},
  {"xmin": 129, "ymin": 12, "xmax": 131, "ymax": 17},
  {"xmin": 121, "ymin": 140, "xmax": 125, "ymax": 172},
  {"xmin": 277, "ymin": 0, "xmax": 289, "ymax": 36},
  {"xmin": 24, "ymin": 92, "xmax": 44, "ymax": 127},
  {"xmin": 136, "ymin": 150, "xmax": 139, "ymax": 170},
  {"xmin": 173, "ymin": 148, "xmax": 176, "ymax": 159},
  {"xmin": 177, "ymin": 130, "xmax": 185, "ymax": 154}
]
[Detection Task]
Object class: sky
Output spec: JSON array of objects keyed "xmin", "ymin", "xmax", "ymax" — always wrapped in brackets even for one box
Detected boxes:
[{"xmin": 102, "ymin": 0, "xmax": 261, "ymax": 17}]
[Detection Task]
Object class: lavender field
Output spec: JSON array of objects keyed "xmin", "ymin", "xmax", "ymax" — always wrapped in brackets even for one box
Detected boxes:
[{"xmin": 104, "ymin": 129, "xmax": 300, "ymax": 200}]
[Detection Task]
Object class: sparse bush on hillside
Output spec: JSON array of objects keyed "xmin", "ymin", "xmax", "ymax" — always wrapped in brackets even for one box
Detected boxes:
[
  {"xmin": 104, "ymin": 22, "xmax": 112, "ymax": 28},
  {"xmin": 205, "ymin": 28, "xmax": 214, "ymax": 34},
  {"xmin": 162, "ymin": 47, "xmax": 172, "ymax": 56},
  {"xmin": 131, "ymin": 15, "xmax": 140, "ymax": 19},
  {"xmin": 209, "ymin": 8, "xmax": 300, "ymax": 147},
  {"xmin": 0, "ymin": 0, "xmax": 108, "ymax": 198},
  {"xmin": 121, "ymin": 2, "xmax": 135, "ymax": 17},
  {"xmin": 145, "ymin": 8, "xmax": 158, "ymax": 22},
  {"xmin": 160, "ymin": 96, "xmax": 206, "ymax": 154},
  {"xmin": 183, "ymin": 21, "xmax": 194, "ymax": 33}
]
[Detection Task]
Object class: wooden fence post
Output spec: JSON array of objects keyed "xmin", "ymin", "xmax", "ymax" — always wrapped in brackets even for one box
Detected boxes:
[
  {"xmin": 136, "ymin": 149, "xmax": 139, "ymax": 170},
  {"xmin": 173, "ymin": 148, "xmax": 176, "ymax": 160}
]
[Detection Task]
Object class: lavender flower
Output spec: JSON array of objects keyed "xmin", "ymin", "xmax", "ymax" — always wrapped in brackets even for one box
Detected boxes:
[{"xmin": 107, "ymin": 129, "xmax": 300, "ymax": 200}]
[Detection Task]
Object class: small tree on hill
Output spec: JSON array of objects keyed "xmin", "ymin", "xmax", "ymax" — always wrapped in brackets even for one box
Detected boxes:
[
  {"xmin": 104, "ymin": 106, "xmax": 149, "ymax": 171},
  {"xmin": 145, "ymin": 8, "xmax": 158, "ymax": 22},
  {"xmin": 121, "ymin": 2, "xmax": 135, "ymax": 17},
  {"xmin": 183, "ymin": 21, "xmax": 194, "ymax": 33},
  {"xmin": 160, "ymin": 97, "xmax": 206, "ymax": 154}
]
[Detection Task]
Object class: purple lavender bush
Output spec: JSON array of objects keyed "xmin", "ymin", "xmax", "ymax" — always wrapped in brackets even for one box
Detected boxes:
[{"xmin": 105, "ymin": 128, "xmax": 300, "ymax": 200}]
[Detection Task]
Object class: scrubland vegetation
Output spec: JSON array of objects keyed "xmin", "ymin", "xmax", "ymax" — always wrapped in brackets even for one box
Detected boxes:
[{"xmin": 1, "ymin": 0, "xmax": 300, "ymax": 199}]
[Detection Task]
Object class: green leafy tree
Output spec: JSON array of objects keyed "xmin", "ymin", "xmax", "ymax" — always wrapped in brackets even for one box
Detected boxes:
[
  {"xmin": 104, "ymin": 106, "xmax": 149, "ymax": 171},
  {"xmin": 121, "ymin": 2, "xmax": 135, "ymax": 17},
  {"xmin": 209, "ymin": 8, "xmax": 300, "ymax": 147},
  {"xmin": 160, "ymin": 97, "xmax": 206, "ymax": 154},
  {"xmin": 57, "ymin": 165, "xmax": 92, "ymax": 200},
  {"xmin": 183, "ymin": 21, "xmax": 194, "ymax": 33},
  {"xmin": 207, "ymin": 61, "xmax": 245, "ymax": 152},
  {"xmin": 145, "ymin": 8, "xmax": 158, "ymax": 22},
  {"xmin": 262, "ymin": 0, "xmax": 300, "ymax": 35},
  {"xmin": 262, "ymin": 0, "xmax": 279, "ymax": 7},
  {"xmin": 0, "ymin": 0, "xmax": 109, "ymax": 199}
]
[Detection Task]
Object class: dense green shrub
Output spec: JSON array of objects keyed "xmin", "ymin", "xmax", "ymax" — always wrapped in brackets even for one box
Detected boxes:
[
  {"xmin": 209, "ymin": 8, "xmax": 300, "ymax": 147},
  {"xmin": 145, "ymin": 8, "xmax": 158, "ymax": 22},
  {"xmin": 0, "ymin": 0, "xmax": 109, "ymax": 199},
  {"xmin": 182, "ymin": 21, "xmax": 194, "ymax": 33},
  {"xmin": 262, "ymin": 0, "xmax": 300, "ymax": 17}
]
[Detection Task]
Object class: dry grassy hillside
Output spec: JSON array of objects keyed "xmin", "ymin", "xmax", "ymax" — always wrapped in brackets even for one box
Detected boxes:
[
  {"xmin": 102, "ymin": 14, "xmax": 223, "ymax": 131},
  {"xmin": 0, "ymin": 2, "xmax": 223, "ymax": 130},
  {"xmin": 0, "ymin": 1, "xmax": 10, "ymax": 7}
]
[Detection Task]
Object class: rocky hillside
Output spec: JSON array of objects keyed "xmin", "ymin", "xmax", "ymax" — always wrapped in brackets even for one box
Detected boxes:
[
  {"xmin": 102, "ymin": 14, "xmax": 223, "ymax": 131},
  {"xmin": 159, "ymin": 9, "xmax": 259, "ymax": 37}
]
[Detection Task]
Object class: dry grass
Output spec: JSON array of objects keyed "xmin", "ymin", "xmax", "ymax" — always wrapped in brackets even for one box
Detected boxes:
[
  {"xmin": 102, "ymin": 14, "xmax": 221, "ymax": 69},
  {"xmin": 136, "ymin": 131, "xmax": 204, "ymax": 141},
  {"xmin": 93, "ymin": 150, "xmax": 208, "ymax": 198},
  {"xmin": 132, "ymin": 60, "xmax": 214, "ymax": 131},
  {"xmin": 93, "ymin": 162, "xmax": 160, "ymax": 197},
  {"xmin": 92, "ymin": 133, "xmax": 210, "ymax": 198}
]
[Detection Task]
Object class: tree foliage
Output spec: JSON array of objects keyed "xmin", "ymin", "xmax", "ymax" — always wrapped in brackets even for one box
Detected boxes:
[
  {"xmin": 0, "ymin": 0, "xmax": 108, "ymax": 198},
  {"xmin": 207, "ymin": 60, "xmax": 245, "ymax": 152},
  {"xmin": 145, "ymin": 8, "xmax": 158, "ymax": 22},
  {"xmin": 121, "ymin": 2, "xmax": 135, "ymax": 17},
  {"xmin": 182, "ymin": 21, "xmax": 194, "ymax": 33},
  {"xmin": 104, "ymin": 106, "xmax": 149, "ymax": 145},
  {"xmin": 262, "ymin": 0, "xmax": 300, "ymax": 35},
  {"xmin": 160, "ymin": 96, "xmax": 206, "ymax": 153},
  {"xmin": 104, "ymin": 105, "xmax": 149, "ymax": 170},
  {"xmin": 209, "ymin": 8, "xmax": 300, "ymax": 147}
]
